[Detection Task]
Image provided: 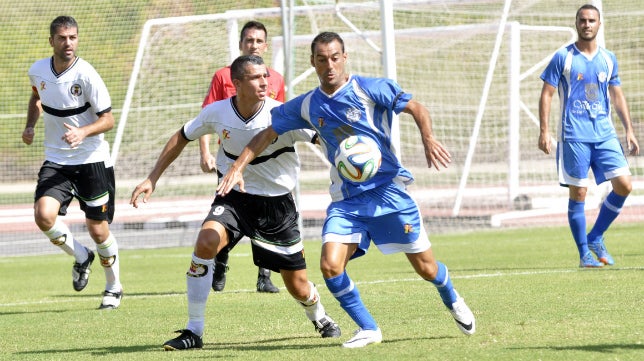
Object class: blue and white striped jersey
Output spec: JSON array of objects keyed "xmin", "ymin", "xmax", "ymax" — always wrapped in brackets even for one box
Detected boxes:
[
  {"xmin": 271, "ymin": 75, "xmax": 414, "ymax": 201},
  {"xmin": 540, "ymin": 43, "xmax": 621, "ymax": 143}
]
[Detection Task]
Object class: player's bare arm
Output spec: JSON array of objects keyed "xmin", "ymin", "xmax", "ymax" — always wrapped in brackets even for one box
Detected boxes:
[
  {"xmin": 23, "ymin": 93, "xmax": 41, "ymax": 145},
  {"xmin": 199, "ymin": 134, "xmax": 217, "ymax": 173},
  {"xmin": 130, "ymin": 129, "xmax": 190, "ymax": 208},
  {"xmin": 609, "ymin": 85, "xmax": 640, "ymax": 156},
  {"xmin": 216, "ymin": 126, "xmax": 278, "ymax": 196},
  {"xmin": 62, "ymin": 111, "xmax": 114, "ymax": 148},
  {"xmin": 538, "ymin": 82, "xmax": 556, "ymax": 154},
  {"xmin": 403, "ymin": 99, "xmax": 451, "ymax": 170}
]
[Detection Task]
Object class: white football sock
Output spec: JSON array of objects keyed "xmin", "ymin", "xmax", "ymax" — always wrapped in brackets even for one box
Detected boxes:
[
  {"xmin": 97, "ymin": 233, "xmax": 121, "ymax": 292},
  {"xmin": 297, "ymin": 281, "xmax": 326, "ymax": 321},
  {"xmin": 186, "ymin": 254, "xmax": 213, "ymax": 337},
  {"xmin": 44, "ymin": 219, "xmax": 87, "ymax": 261}
]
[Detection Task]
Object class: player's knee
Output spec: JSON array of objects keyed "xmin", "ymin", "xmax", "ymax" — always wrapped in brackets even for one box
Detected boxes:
[
  {"xmin": 87, "ymin": 222, "xmax": 110, "ymax": 243},
  {"xmin": 319, "ymin": 258, "xmax": 343, "ymax": 278}
]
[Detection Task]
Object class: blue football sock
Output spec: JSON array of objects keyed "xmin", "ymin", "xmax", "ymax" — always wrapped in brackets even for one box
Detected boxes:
[
  {"xmin": 568, "ymin": 199, "xmax": 589, "ymax": 257},
  {"xmin": 325, "ymin": 271, "xmax": 378, "ymax": 330},
  {"xmin": 588, "ymin": 191, "xmax": 626, "ymax": 243},
  {"xmin": 429, "ymin": 261, "xmax": 458, "ymax": 309}
]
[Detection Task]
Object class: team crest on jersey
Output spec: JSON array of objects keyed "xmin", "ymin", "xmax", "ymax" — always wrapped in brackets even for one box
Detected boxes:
[
  {"xmin": 40, "ymin": 81, "xmax": 46, "ymax": 91},
  {"xmin": 317, "ymin": 117, "xmax": 325, "ymax": 127},
  {"xmin": 404, "ymin": 223, "xmax": 414, "ymax": 234},
  {"xmin": 576, "ymin": 73, "xmax": 584, "ymax": 81},
  {"xmin": 597, "ymin": 71, "xmax": 607, "ymax": 83},
  {"xmin": 70, "ymin": 83, "xmax": 82, "ymax": 96},
  {"xmin": 346, "ymin": 107, "xmax": 361, "ymax": 122},
  {"xmin": 268, "ymin": 90, "xmax": 277, "ymax": 99},
  {"xmin": 221, "ymin": 129, "xmax": 231, "ymax": 140}
]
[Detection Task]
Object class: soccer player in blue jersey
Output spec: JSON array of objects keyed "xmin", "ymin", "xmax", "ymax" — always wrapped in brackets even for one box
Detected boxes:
[
  {"xmin": 218, "ymin": 31, "xmax": 476, "ymax": 348},
  {"xmin": 539, "ymin": 4, "xmax": 640, "ymax": 268}
]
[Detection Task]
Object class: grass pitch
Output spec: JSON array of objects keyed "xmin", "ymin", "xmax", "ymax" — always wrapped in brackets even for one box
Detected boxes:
[{"xmin": 1, "ymin": 223, "xmax": 642, "ymax": 361}]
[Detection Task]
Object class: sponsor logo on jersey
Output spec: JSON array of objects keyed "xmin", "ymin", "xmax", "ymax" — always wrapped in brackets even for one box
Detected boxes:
[
  {"xmin": 404, "ymin": 223, "xmax": 414, "ymax": 234},
  {"xmin": 317, "ymin": 117, "xmax": 325, "ymax": 127},
  {"xmin": 70, "ymin": 83, "xmax": 82, "ymax": 96}
]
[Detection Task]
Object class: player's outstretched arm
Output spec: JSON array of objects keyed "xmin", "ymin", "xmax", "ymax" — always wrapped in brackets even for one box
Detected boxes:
[
  {"xmin": 130, "ymin": 129, "xmax": 190, "ymax": 208},
  {"xmin": 403, "ymin": 99, "xmax": 451, "ymax": 170},
  {"xmin": 216, "ymin": 126, "xmax": 278, "ymax": 196}
]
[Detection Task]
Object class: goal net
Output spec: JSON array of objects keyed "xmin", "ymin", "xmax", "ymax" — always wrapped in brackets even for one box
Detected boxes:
[{"xmin": 2, "ymin": 0, "xmax": 643, "ymax": 255}]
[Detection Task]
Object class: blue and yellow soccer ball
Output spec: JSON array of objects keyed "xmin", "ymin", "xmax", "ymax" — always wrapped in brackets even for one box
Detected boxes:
[{"xmin": 334, "ymin": 135, "xmax": 382, "ymax": 183}]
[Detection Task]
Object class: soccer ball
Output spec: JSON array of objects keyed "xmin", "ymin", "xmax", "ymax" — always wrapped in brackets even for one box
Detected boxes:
[{"xmin": 334, "ymin": 135, "xmax": 382, "ymax": 183}]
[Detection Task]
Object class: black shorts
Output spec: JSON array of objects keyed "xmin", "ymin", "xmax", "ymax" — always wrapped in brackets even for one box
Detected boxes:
[
  {"xmin": 35, "ymin": 161, "xmax": 115, "ymax": 223},
  {"xmin": 204, "ymin": 190, "xmax": 305, "ymax": 272}
]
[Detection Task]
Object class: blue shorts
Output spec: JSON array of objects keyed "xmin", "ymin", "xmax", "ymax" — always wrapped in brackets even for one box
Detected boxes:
[
  {"xmin": 556, "ymin": 138, "xmax": 631, "ymax": 187},
  {"xmin": 321, "ymin": 182, "xmax": 430, "ymax": 259}
]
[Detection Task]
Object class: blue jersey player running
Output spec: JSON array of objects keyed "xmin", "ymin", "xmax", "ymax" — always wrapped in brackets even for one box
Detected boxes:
[
  {"xmin": 539, "ymin": 4, "xmax": 640, "ymax": 268},
  {"xmin": 218, "ymin": 31, "xmax": 476, "ymax": 348}
]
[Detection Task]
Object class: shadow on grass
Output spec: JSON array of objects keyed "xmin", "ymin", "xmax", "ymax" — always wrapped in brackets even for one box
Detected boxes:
[
  {"xmin": 14, "ymin": 334, "xmax": 456, "ymax": 356},
  {"xmin": 510, "ymin": 343, "xmax": 644, "ymax": 353}
]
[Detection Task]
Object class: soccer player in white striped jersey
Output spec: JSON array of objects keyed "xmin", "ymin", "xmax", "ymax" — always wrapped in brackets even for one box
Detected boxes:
[
  {"xmin": 539, "ymin": 4, "xmax": 640, "ymax": 268},
  {"xmin": 22, "ymin": 16, "xmax": 123, "ymax": 309},
  {"xmin": 130, "ymin": 55, "xmax": 341, "ymax": 351},
  {"xmin": 218, "ymin": 32, "xmax": 476, "ymax": 348}
]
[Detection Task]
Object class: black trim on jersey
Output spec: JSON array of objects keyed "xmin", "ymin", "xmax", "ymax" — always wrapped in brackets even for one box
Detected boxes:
[
  {"xmin": 50, "ymin": 56, "xmax": 79, "ymax": 78},
  {"xmin": 96, "ymin": 107, "xmax": 112, "ymax": 116},
  {"xmin": 231, "ymin": 96, "xmax": 265, "ymax": 124},
  {"xmin": 222, "ymin": 146, "xmax": 295, "ymax": 165},
  {"xmin": 180, "ymin": 127, "xmax": 191, "ymax": 141},
  {"xmin": 42, "ymin": 102, "xmax": 92, "ymax": 118},
  {"xmin": 393, "ymin": 91, "xmax": 405, "ymax": 107}
]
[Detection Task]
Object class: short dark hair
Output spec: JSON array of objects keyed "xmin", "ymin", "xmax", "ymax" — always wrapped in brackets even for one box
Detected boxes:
[
  {"xmin": 50, "ymin": 16, "xmax": 78, "ymax": 37},
  {"xmin": 240, "ymin": 21, "xmax": 268, "ymax": 42},
  {"xmin": 576, "ymin": 4, "xmax": 600, "ymax": 21},
  {"xmin": 230, "ymin": 54, "xmax": 265, "ymax": 81},
  {"xmin": 311, "ymin": 31, "xmax": 345, "ymax": 55}
]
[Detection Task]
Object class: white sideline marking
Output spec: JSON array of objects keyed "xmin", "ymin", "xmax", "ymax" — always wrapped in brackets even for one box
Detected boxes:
[{"xmin": 1, "ymin": 267, "xmax": 641, "ymax": 307}]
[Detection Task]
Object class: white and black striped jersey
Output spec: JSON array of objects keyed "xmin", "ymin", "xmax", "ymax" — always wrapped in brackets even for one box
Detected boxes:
[
  {"xmin": 182, "ymin": 97, "xmax": 315, "ymax": 196},
  {"xmin": 29, "ymin": 57, "xmax": 112, "ymax": 165}
]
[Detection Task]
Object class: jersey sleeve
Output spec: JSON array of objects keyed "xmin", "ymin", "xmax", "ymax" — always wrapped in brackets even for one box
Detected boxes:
[
  {"xmin": 270, "ymin": 94, "xmax": 314, "ymax": 135},
  {"xmin": 540, "ymin": 48, "xmax": 566, "ymax": 87},
  {"xmin": 607, "ymin": 51, "xmax": 621, "ymax": 87},
  {"xmin": 202, "ymin": 68, "xmax": 235, "ymax": 108},
  {"xmin": 84, "ymin": 65, "xmax": 112, "ymax": 115},
  {"xmin": 182, "ymin": 107, "xmax": 217, "ymax": 141},
  {"xmin": 358, "ymin": 76, "xmax": 411, "ymax": 114}
]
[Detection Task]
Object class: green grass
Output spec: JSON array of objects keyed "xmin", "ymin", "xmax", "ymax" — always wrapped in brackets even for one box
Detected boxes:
[{"xmin": 1, "ymin": 223, "xmax": 643, "ymax": 360}]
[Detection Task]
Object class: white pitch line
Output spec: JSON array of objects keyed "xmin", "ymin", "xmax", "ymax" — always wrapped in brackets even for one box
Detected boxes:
[{"xmin": 1, "ymin": 267, "xmax": 642, "ymax": 307}]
